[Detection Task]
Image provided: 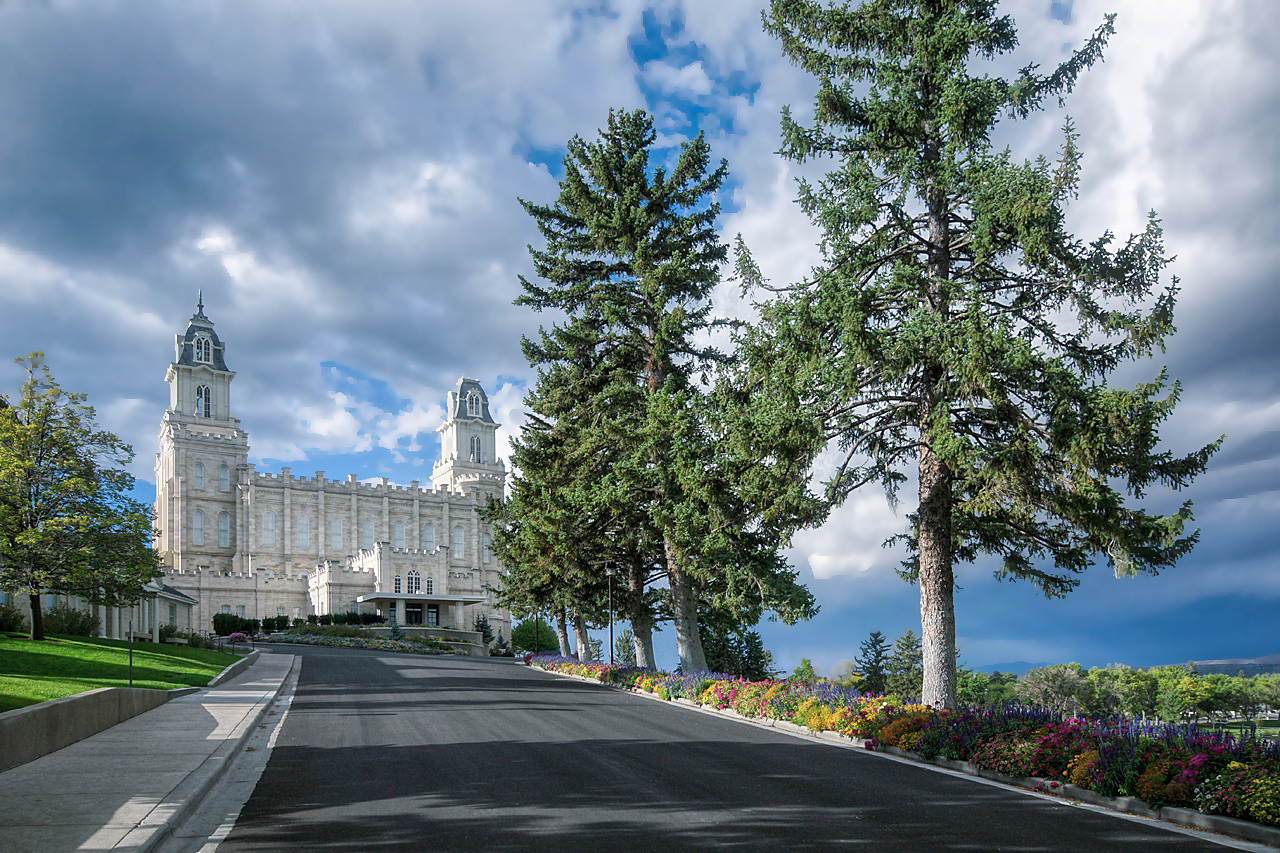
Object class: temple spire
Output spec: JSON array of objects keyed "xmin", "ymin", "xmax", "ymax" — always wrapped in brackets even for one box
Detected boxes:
[{"xmin": 192, "ymin": 290, "xmax": 209, "ymax": 322}]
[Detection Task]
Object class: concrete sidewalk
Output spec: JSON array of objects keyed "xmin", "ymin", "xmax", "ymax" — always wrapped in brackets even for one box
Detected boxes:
[{"xmin": 0, "ymin": 650, "xmax": 296, "ymax": 853}]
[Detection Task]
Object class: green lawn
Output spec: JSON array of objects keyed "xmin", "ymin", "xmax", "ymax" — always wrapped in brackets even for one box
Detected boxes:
[{"xmin": 0, "ymin": 633, "xmax": 241, "ymax": 712}]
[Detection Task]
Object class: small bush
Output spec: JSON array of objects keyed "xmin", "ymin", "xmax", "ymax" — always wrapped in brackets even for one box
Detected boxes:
[
  {"xmin": 169, "ymin": 629, "xmax": 209, "ymax": 649},
  {"xmin": 0, "ymin": 602, "xmax": 29, "ymax": 633},
  {"xmin": 44, "ymin": 604, "xmax": 99, "ymax": 636}
]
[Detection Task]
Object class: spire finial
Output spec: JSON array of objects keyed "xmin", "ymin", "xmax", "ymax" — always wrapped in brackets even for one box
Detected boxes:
[{"xmin": 197, "ymin": 289, "xmax": 204, "ymax": 313}]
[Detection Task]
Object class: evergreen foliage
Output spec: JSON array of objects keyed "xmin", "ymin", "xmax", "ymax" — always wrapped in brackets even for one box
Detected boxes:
[
  {"xmin": 473, "ymin": 614, "xmax": 495, "ymax": 646},
  {"xmin": 854, "ymin": 629, "xmax": 891, "ymax": 695},
  {"xmin": 614, "ymin": 628, "xmax": 637, "ymax": 666},
  {"xmin": 887, "ymin": 629, "xmax": 924, "ymax": 699},
  {"xmin": 0, "ymin": 353, "xmax": 162, "ymax": 640},
  {"xmin": 743, "ymin": 0, "xmax": 1220, "ymax": 707},
  {"xmin": 506, "ymin": 108, "xmax": 816, "ymax": 673},
  {"xmin": 701, "ymin": 622, "xmax": 776, "ymax": 681}
]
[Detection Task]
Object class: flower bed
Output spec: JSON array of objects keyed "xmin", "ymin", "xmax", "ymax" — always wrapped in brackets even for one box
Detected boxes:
[
  {"xmin": 268, "ymin": 633, "xmax": 461, "ymax": 655},
  {"xmin": 526, "ymin": 654, "xmax": 1280, "ymax": 832}
]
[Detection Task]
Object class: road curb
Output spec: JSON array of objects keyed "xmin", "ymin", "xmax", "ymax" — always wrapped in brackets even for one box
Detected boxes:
[
  {"xmin": 207, "ymin": 648, "xmax": 261, "ymax": 687},
  {"xmin": 529, "ymin": 666, "xmax": 1280, "ymax": 849},
  {"xmin": 118, "ymin": 652, "xmax": 298, "ymax": 853}
]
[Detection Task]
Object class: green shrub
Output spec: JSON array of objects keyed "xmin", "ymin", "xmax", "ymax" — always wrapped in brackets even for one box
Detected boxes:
[
  {"xmin": 0, "ymin": 602, "xmax": 29, "ymax": 633},
  {"xmin": 212, "ymin": 613, "xmax": 253, "ymax": 636},
  {"xmin": 169, "ymin": 629, "xmax": 209, "ymax": 649},
  {"xmin": 159, "ymin": 623, "xmax": 178, "ymax": 640},
  {"xmin": 44, "ymin": 604, "xmax": 99, "ymax": 636}
]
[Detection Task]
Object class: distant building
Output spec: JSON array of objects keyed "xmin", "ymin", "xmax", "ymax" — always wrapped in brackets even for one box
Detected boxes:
[{"xmin": 152, "ymin": 297, "xmax": 511, "ymax": 643}]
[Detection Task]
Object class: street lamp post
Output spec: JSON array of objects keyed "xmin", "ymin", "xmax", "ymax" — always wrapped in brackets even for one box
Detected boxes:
[{"xmin": 606, "ymin": 563, "xmax": 616, "ymax": 666}]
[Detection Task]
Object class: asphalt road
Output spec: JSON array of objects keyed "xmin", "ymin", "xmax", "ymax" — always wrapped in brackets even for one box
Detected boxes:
[{"xmin": 215, "ymin": 645, "xmax": 1241, "ymax": 852}]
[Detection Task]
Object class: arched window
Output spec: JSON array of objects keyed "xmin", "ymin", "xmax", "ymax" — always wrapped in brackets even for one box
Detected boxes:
[
  {"xmin": 483, "ymin": 533, "xmax": 492, "ymax": 565},
  {"xmin": 221, "ymin": 604, "xmax": 230, "ymax": 615},
  {"xmin": 393, "ymin": 522, "xmax": 405, "ymax": 549},
  {"xmin": 426, "ymin": 577, "xmax": 434, "ymax": 595},
  {"xmin": 195, "ymin": 336, "xmax": 211, "ymax": 362},
  {"xmin": 218, "ymin": 512, "xmax": 230, "ymax": 547},
  {"xmin": 195, "ymin": 385, "xmax": 211, "ymax": 417},
  {"xmin": 277, "ymin": 606, "xmax": 286, "ymax": 617},
  {"xmin": 297, "ymin": 514, "xmax": 309, "ymax": 548},
  {"xmin": 393, "ymin": 575, "xmax": 402, "ymax": 594},
  {"xmin": 263, "ymin": 511, "xmax": 276, "ymax": 547},
  {"xmin": 470, "ymin": 435, "xmax": 483, "ymax": 463},
  {"xmin": 362, "ymin": 519, "xmax": 374, "ymax": 550},
  {"xmin": 422, "ymin": 523, "xmax": 435, "ymax": 552},
  {"xmin": 452, "ymin": 524, "xmax": 465, "ymax": 555},
  {"xmin": 466, "ymin": 392, "xmax": 479, "ymax": 417},
  {"xmin": 329, "ymin": 518, "xmax": 342, "ymax": 550},
  {"xmin": 192, "ymin": 510, "xmax": 205, "ymax": 546},
  {"xmin": 219, "ymin": 465, "xmax": 230, "ymax": 492},
  {"xmin": 407, "ymin": 570, "xmax": 421, "ymax": 594},
  {"xmin": 193, "ymin": 462, "xmax": 204, "ymax": 490}
]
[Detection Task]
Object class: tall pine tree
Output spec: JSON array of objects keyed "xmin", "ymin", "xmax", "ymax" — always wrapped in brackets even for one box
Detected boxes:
[
  {"xmin": 515, "ymin": 109, "xmax": 815, "ymax": 672},
  {"xmin": 744, "ymin": 1, "xmax": 1220, "ymax": 706}
]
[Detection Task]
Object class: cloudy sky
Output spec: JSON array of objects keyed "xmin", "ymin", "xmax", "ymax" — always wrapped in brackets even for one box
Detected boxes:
[{"xmin": 1, "ymin": 0, "xmax": 1276, "ymax": 674}]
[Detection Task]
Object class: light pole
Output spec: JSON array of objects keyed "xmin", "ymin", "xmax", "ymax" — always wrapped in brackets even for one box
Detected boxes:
[{"xmin": 606, "ymin": 563, "xmax": 616, "ymax": 666}]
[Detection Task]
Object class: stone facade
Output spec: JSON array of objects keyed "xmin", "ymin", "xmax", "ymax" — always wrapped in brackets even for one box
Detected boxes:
[{"xmin": 154, "ymin": 298, "xmax": 511, "ymax": 642}]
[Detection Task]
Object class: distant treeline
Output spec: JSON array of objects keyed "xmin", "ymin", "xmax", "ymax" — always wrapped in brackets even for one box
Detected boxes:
[{"xmin": 1175, "ymin": 663, "xmax": 1280, "ymax": 678}]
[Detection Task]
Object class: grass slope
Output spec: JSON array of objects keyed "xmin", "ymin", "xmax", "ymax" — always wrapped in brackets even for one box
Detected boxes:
[{"xmin": 0, "ymin": 634, "xmax": 240, "ymax": 712}]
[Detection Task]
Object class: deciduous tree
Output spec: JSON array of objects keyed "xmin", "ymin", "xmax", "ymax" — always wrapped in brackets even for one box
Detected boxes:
[
  {"xmin": 0, "ymin": 353, "xmax": 161, "ymax": 640},
  {"xmin": 746, "ymin": 0, "xmax": 1220, "ymax": 707}
]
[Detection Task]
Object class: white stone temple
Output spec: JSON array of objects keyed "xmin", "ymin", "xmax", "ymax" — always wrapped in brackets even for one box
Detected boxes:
[{"xmin": 153, "ymin": 296, "xmax": 511, "ymax": 644}]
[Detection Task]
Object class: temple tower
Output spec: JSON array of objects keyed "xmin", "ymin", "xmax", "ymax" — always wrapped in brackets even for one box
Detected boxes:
[
  {"xmin": 430, "ymin": 377, "xmax": 505, "ymax": 497},
  {"xmin": 153, "ymin": 294, "xmax": 249, "ymax": 576}
]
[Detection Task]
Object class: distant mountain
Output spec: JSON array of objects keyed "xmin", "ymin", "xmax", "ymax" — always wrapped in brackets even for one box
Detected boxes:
[
  {"xmin": 1183, "ymin": 653, "xmax": 1280, "ymax": 676},
  {"xmin": 973, "ymin": 661, "xmax": 1052, "ymax": 677},
  {"xmin": 1192, "ymin": 653, "xmax": 1280, "ymax": 666}
]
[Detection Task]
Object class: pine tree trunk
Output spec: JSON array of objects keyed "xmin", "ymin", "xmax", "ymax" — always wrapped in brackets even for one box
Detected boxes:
[
  {"xmin": 626, "ymin": 560, "xmax": 656, "ymax": 669},
  {"xmin": 917, "ymin": 445, "xmax": 956, "ymax": 708},
  {"xmin": 918, "ymin": 121, "xmax": 957, "ymax": 710},
  {"xmin": 665, "ymin": 536, "xmax": 706, "ymax": 673},
  {"xmin": 554, "ymin": 605, "xmax": 572, "ymax": 657},
  {"xmin": 572, "ymin": 610, "xmax": 591, "ymax": 661},
  {"xmin": 29, "ymin": 592, "xmax": 44, "ymax": 641}
]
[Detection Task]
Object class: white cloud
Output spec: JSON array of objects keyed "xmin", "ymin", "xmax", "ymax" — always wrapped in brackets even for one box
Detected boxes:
[{"xmin": 643, "ymin": 60, "xmax": 714, "ymax": 96}]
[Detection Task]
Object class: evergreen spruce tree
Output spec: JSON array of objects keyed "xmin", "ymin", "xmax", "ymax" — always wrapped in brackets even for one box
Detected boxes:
[
  {"xmin": 887, "ymin": 629, "xmax": 924, "ymax": 700},
  {"xmin": 854, "ymin": 630, "xmax": 891, "ymax": 695},
  {"xmin": 516, "ymin": 109, "xmax": 815, "ymax": 672},
  {"xmin": 743, "ymin": 0, "xmax": 1220, "ymax": 706}
]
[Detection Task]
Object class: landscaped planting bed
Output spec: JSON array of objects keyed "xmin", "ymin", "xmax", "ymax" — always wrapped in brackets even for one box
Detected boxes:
[
  {"xmin": 265, "ymin": 632, "xmax": 462, "ymax": 655},
  {"xmin": 527, "ymin": 654, "xmax": 1280, "ymax": 840}
]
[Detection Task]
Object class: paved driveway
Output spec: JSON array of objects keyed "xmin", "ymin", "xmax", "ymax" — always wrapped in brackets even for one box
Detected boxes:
[{"xmin": 216, "ymin": 646, "xmax": 1241, "ymax": 852}]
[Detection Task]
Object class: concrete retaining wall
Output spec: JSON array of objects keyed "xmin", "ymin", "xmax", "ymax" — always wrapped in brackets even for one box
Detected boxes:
[
  {"xmin": 0, "ymin": 686, "xmax": 171, "ymax": 773},
  {"xmin": 0, "ymin": 650, "xmax": 259, "ymax": 772}
]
